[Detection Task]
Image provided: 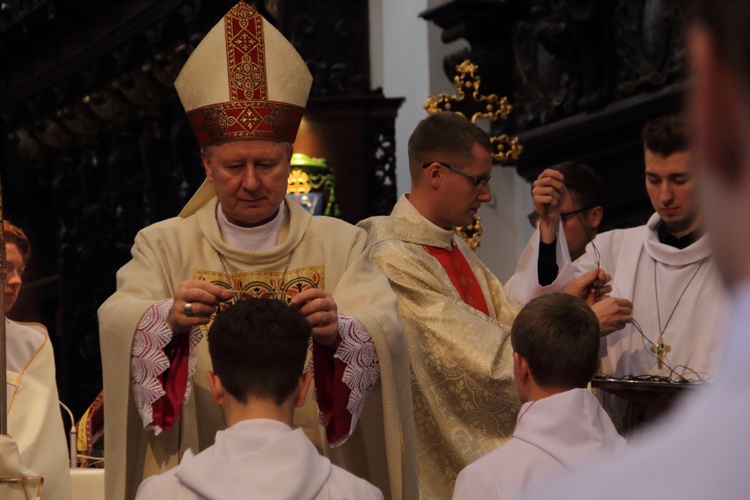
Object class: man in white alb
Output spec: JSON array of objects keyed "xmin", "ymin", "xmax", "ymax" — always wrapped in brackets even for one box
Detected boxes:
[{"xmin": 512, "ymin": 114, "xmax": 728, "ymax": 428}]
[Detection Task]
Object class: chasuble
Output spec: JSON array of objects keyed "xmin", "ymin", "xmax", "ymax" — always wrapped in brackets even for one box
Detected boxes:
[
  {"xmin": 359, "ymin": 195, "xmax": 521, "ymax": 500},
  {"xmin": 99, "ymin": 198, "xmax": 416, "ymax": 500}
]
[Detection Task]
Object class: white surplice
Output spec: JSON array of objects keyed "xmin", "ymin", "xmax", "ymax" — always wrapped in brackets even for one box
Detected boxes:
[
  {"xmin": 5, "ymin": 320, "xmax": 72, "ymax": 500},
  {"xmin": 453, "ymin": 389, "xmax": 626, "ymax": 500},
  {"xmin": 135, "ymin": 419, "xmax": 383, "ymax": 500},
  {"xmin": 508, "ymin": 214, "xmax": 728, "ymax": 381}
]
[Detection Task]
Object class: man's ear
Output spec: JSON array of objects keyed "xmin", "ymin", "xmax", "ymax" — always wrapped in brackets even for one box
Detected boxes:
[
  {"xmin": 424, "ymin": 162, "xmax": 443, "ymax": 189},
  {"xmin": 294, "ymin": 372, "xmax": 313, "ymax": 408},
  {"xmin": 688, "ymin": 25, "xmax": 745, "ymax": 184},
  {"xmin": 513, "ymin": 352, "xmax": 531, "ymax": 402},
  {"xmin": 206, "ymin": 370, "xmax": 224, "ymax": 406},
  {"xmin": 513, "ymin": 352, "xmax": 530, "ymax": 384},
  {"xmin": 588, "ymin": 206, "xmax": 604, "ymax": 230},
  {"xmin": 201, "ymin": 149, "xmax": 215, "ymax": 183}
]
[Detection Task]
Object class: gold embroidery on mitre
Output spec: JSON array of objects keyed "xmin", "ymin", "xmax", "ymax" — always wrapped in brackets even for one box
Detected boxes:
[
  {"xmin": 225, "ymin": 2, "xmax": 267, "ymax": 101},
  {"xmin": 230, "ymin": 57, "xmax": 265, "ymax": 92},
  {"xmin": 269, "ymin": 105, "xmax": 293, "ymax": 138},
  {"xmin": 203, "ymin": 108, "xmax": 229, "ymax": 141},
  {"xmin": 187, "ymin": 101, "xmax": 305, "ymax": 146}
]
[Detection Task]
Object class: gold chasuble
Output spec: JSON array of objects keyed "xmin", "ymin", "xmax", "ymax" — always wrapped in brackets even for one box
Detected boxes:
[
  {"xmin": 99, "ymin": 198, "xmax": 416, "ymax": 500},
  {"xmin": 359, "ymin": 195, "xmax": 521, "ymax": 500}
]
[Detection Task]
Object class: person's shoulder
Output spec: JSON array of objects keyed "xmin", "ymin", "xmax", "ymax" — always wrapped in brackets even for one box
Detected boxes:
[
  {"xmin": 7, "ymin": 320, "xmax": 47, "ymax": 342},
  {"xmin": 326, "ymin": 463, "xmax": 384, "ymax": 500},
  {"xmin": 136, "ymin": 454, "xmax": 202, "ymax": 500},
  {"xmin": 308, "ymin": 214, "xmax": 361, "ymax": 233},
  {"xmin": 465, "ymin": 441, "xmax": 517, "ymax": 473},
  {"xmin": 357, "ymin": 214, "xmax": 418, "ymax": 249},
  {"xmin": 591, "ymin": 224, "xmax": 645, "ymax": 250},
  {"xmin": 135, "ymin": 469, "xmax": 190, "ymax": 500},
  {"xmin": 356, "ymin": 214, "xmax": 393, "ymax": 233},
  {"xmin": 131, "ymin": 214, "xmax": 204, "ymax": 250}
]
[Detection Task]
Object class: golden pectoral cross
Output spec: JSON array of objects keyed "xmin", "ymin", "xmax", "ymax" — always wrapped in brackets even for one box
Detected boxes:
[{"xmin": 650, "ymin": 335, "xmax": 672, "ymax": 370}]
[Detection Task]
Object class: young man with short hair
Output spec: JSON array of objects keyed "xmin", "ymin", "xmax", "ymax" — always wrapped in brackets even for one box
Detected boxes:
[
  {"xmin": 453, "ymin": 293, "xmax": 626, "ymax": 500},
  {"xmin": 136, "ymin": 298, "xmax": 383, "ymax": 499}
]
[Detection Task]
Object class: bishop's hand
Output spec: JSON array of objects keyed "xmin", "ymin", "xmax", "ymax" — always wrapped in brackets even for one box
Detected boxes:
[
  {"xmin": 167, "ymin": 280, "xmax": 233, "ymax": 335},
  {"xmin": 291, "ymin": 288, "xmax": 339, "ymax": 347}
]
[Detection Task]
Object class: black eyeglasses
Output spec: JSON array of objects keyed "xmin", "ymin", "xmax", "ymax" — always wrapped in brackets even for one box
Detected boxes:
[
  {"xmin": 527, "ymin": 206, "xmax": 593, "ymax": 228},
  {"xmin": 422, "ymin": 161, "xmax": 491, "ymax": 189}
]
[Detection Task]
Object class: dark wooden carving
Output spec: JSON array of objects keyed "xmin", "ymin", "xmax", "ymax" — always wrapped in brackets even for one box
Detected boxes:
[
  {"xmin": 423, "ymin": 0, "xmax": 688, "ymax": 230},
  {"xmin": 279, "ymin": 0, "xmax": 372, "ymax": 96},
  {"xmin": 0, "ymin": 0, "xmax": 389, "ymax": 418}
]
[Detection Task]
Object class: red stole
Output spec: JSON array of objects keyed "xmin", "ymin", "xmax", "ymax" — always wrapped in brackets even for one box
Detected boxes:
[{"xmin": 425, "ymin": 244, "xmax": 490, "ymax": 315}]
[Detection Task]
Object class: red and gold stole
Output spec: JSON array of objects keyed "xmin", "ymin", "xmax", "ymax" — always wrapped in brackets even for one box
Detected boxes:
[{"xmin": 424, "ymin": 244, "xmax": 489, "ymax": 315}]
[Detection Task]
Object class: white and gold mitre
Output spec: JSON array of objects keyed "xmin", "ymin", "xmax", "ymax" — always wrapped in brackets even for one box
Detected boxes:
[{"xmin": 174, "ymin": 1, "xmax": 313, "ymax": 148}]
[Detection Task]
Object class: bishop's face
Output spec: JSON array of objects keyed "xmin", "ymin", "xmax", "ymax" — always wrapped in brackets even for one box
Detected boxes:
[
  {"xmin": 202, "ymin": 139, "xmax": 292, "ymax": 227},
  {"xmin": 4, "ymin": 243, "xmax": 24, "ymax": 313}
]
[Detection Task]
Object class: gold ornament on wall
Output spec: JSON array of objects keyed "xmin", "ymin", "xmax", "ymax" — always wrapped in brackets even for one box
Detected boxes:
[
  {"xmin": 424, "ymin": 60, "xmax": 523, "ymax": 162},
  {"xmin": 456, "ymin": 215, "xmax": 484, "ymax": 251}
]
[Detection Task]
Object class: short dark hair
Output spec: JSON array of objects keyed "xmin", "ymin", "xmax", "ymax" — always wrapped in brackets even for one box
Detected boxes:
[
  {"xmin": 642, "ymin": 114, "xmax": 689, "ymax": 157},
  {"xmin": 208, "ymin": 298, "xmax": 311, "ymax": 405},
  {"xmin": 408, "ymin": 112, "xmax": 492, "ymax": 177},
  {"xmin": 553, "ymin": 161, "xmax": 604, "ymax": 210},
  {"xmin": 3, "ymin": 221, "xmax": 30, "ymax": 264},
  {"xmin": 511, "ymin": 293, "xmax": 600, "ymax": 390}
]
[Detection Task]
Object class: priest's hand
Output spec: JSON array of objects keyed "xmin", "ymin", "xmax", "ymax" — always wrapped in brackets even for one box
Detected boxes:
[
  {"xmin": 291, "ymin": 289, "xmax": 339, "ymax": 347},
  {"xmin": 592, "ymin": 296, "xmax": 634, "ymax": 335},
  {"xmin": 167, "ymin": 280, "xmax": 233, "ymax": 335},
  {"xmin": 532, "ymin": 169, "xmax": 567, "ymax": 244},
  {"xmin": 563, "ymin": 268, "xmax": 611, "ymax": 303}
]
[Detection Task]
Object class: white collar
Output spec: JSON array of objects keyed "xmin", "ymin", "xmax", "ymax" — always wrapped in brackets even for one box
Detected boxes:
[
  {"xmin": 216, "ymin": 202, "xmax": 285, "ymax": 252},
  {"xmin": 643, "ymin": 213, "xmax": 712, "ymax": 266}
]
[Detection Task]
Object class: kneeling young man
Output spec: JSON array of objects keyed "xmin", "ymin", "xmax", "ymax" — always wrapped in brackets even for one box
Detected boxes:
[
  {"xmin": 453, "ymin": 293, "xmax": 627, "ymax": 500},
  {"xmin": 136, "ymin": 299, "xmax": 383, "ymax": 500}
]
